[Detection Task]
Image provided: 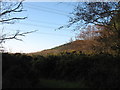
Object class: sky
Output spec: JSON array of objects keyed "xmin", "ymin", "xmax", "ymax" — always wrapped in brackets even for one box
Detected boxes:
[{"xmin": 1, "ymin": 2, "xmax": 79, "ymax": 53}]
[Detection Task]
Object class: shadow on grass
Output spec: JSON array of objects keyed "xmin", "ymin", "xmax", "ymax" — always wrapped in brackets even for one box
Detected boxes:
[{"xmin": 36, "ymin": 78, "xmax": 88, "ymax": 88}]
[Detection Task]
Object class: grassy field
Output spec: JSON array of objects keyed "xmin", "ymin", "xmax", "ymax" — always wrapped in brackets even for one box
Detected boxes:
[{"xmin": 37, "ymin": 79, "xmax": 87, "ymax": 88}]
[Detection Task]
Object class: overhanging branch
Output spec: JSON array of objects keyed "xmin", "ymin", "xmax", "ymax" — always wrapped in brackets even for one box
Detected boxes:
[
  {"xmin": 0, "ymin": 1, "xmax": 23, "ymax": 17},
  {"xmin": 0, "ymin": 17, "xmax": 27, "ymax": 22},
  {"xmin": 0, "ymin": 30, "xmax": 38, "ymax": 44}
]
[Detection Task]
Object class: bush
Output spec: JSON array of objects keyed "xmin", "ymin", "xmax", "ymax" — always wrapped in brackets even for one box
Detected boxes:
[{"xmin": 2, "ymin": 53, "xmax": 120, "ymax": 88}]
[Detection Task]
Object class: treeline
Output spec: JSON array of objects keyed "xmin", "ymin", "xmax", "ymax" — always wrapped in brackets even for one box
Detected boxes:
[{"xmin": 2, "ymin": 52, "xmax": 120, "ymax": 88}]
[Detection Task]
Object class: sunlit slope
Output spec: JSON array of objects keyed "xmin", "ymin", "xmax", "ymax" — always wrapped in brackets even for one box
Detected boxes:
[{"xmin": 29, "ymin": 40, "xmax": 95, "ymax": 56}]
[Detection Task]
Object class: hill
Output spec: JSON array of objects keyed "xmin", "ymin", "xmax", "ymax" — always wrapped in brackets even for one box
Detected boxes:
[{"xmin": 29, "ymin": 40, "xmax": 94, "ymax": 56}]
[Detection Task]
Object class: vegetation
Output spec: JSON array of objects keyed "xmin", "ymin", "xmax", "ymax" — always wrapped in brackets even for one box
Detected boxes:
[
  {"xmin": 0, "ymin": 0, "xmax": 36, "ymax": 52},
  {"xmin": 58, "ymin": 2, "xmax": 120, "ymax": 55},
  {"xmin": 2, "ymin": 1, "xmax": 120, "ymax": 89},
  {"xmin": 29, "ymin": 40, "xmax": 87, "ymax": 56},
  {"xmin": 31, "ymin": 2, "xmax": 120, "ymax": 56},
  {"xmin": 2, "ymin": 52, "xmax": 120, "ymax": 88}
]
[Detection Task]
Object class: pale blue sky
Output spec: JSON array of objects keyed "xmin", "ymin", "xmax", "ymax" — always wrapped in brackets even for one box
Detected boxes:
[{"xmin": 2, "ymin": 2, "xmax": 79, "ymax": 53}]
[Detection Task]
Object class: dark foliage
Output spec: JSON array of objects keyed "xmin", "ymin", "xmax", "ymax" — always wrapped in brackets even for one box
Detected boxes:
[{"xmin": 2, "ymin": 52, "xmax": 120, "ymax": 88}]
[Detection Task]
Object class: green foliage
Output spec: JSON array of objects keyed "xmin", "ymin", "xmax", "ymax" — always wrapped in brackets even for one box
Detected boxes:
[
  {"xmin": 2, "ymin": 53, "xmax": 38, "ymax": 88},
  {"xmin": 37, "ymin": 79, "xmax": 87, "ymax": 88},
  {"xmin": 2, "ymin": 52, "xmax": 120, "ymax": 88}
]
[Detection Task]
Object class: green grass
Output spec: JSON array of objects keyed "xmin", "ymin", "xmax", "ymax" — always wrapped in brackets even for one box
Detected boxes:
[{"xmin": 37, "ymin": 78, "xmax": 88, "ymax": 88}]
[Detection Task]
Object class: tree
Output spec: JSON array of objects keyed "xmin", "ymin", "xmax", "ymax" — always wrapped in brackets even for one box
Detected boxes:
[
  {"xmin": 60, "ymin": 1, "xmax": 120, "ymax": 55},
  {"xmin": 68, "ymin": 2, "xmax": 120, "ymax": 28},
  {"xmin": 76, "ymin": 25, "xmax": 100, "ymax": 40},
  {"xmin": 58, "ymin": 2, "xmax": 120, "ymax": 33},
  {"xmin": 0, "ymin": 0, "xmax": 36, "ymax": 52}
]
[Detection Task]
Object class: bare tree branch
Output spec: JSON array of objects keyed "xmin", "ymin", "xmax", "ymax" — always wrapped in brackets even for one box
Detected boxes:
[
  {"xmin": 0, "ymin": 1, "xmax": 23, "ymax": 16},
  {"xmin": 0, "ymin": 0, "xmax": 26, "ymax": 24},
  {"xmin": 0, "ymin": 17, "xmax": 27, "ymax": 23},
  {"xmin": 0, "ymin": 0, "xmax": 36, "ymax": 52},
  {"xmin": 0, "ymin": 30, "xmax": 38, "ymax": 44}
]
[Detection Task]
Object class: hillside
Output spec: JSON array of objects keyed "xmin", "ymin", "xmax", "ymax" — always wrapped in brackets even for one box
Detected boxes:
[{"xmin": 29, "ymin": 40, "xmax": 94, "ymax": 56}]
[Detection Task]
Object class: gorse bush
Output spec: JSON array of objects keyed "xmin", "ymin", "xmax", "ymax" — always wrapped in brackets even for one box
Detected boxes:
[{"xmin": 2, "ymin": 52, "xmax": 120, "ymax": 88}]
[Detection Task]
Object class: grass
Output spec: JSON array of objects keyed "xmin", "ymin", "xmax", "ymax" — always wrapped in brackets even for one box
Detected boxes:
[{"xmin": 37, "ymin": 78, "xmax": 88, "ymax": 88}]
